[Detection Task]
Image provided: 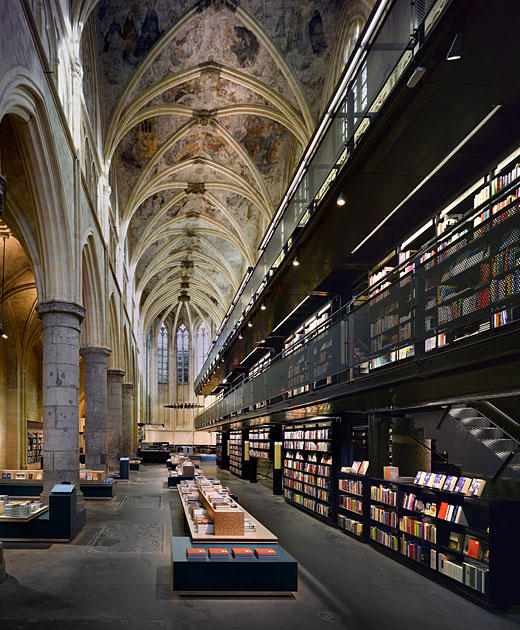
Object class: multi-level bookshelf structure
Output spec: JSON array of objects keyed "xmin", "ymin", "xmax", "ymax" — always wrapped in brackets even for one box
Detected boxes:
[
  {"xmin": 357, "ymin": 152, "xmax": 520, "ymax": 374},
  {"xmin": 216, "ymin": 432, "xmax": 223, "ymax": 467},
  {"xmin": 283, "ymin": 420, "xmax": 334, "ymax": 522},
  {"xmin": 228, "ymin": 430, "xmax": 243, "ymax": 478},
  {"xmin": 249, "ymin": 427, "xmax": 271, "ymax": 460},
  {"xmin": 27, "ymin": 430, "xmax": 43, "ymax": 465}
]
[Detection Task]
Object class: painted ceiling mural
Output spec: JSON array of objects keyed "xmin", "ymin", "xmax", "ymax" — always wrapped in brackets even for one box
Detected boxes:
[{"xmin": 94, "ymin": 0, "xmax": 345, "ymax": 337}]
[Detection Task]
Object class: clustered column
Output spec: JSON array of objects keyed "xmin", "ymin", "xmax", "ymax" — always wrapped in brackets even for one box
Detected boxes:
[
  {"xmin": 121, "ymin": 383, "xmax": 134, "ymax": 457},
  {"xmin": 37, "ymin": 300, "xmax": 85, "ymax": 499},
  {"xmin": 107, "ymin": 369, "xmax": 125, "ymax": 471},
  {"xmin": 80, "ymin": 347, "xmax": 111, "ymax": 470}
]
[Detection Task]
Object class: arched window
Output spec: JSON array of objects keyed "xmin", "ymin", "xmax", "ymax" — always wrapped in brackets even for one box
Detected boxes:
[
  {"xmin": 343, "ymin": 18, "xmax": 363, "ymax": 65},
  {"xmin": 177, "ymin": 324, "xmax": 189, "ymax": 383},
  {"xmin": 157, "ymin": 324, "xmax": 168, "ymax": 383},
  {"xmin": 197, "ymin": 323, "xmax": 210, "ymax": 374}
]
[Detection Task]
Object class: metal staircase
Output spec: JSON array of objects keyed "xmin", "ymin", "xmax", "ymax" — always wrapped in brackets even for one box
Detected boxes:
[{"xmin": 449, "ymin": 405, "xmax": 520, "ymax": 479}]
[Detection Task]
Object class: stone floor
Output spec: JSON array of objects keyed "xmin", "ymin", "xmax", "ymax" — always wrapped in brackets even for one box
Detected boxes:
[{"xmin": 1, "ymin": 464, "xmax": 520, "ymax": 630}]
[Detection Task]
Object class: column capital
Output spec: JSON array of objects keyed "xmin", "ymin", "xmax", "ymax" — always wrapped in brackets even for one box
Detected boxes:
[
  {"xmin": 107, "ymin": 369, "xmax": 125, "ymax": 380},
  {"xmin": 37, "ymin": 300, "xmax": 85, "ymax": 324},
  {"xmin": 80, "ymin": 347, "xmax": 111, "ymax": 359},
  {"xmin": 122, "ymin": 382, "xmax": 134, "ymax": 391}
]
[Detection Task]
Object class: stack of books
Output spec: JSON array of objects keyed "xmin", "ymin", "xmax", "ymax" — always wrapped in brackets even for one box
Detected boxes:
[
  {"xmin": 208, "ymin": 548, "xmax": 229, "ymax": 561},
  {"xmin": 232, "ymin": 547, "xmax": 253, "ymax": 560},
  {"xmin": 186, "ymin": 547, "xmax": 207, "ymax": 561},
  {"xmin": 254, "ymin": 548, "xmax": 277, "ymax": 560}
]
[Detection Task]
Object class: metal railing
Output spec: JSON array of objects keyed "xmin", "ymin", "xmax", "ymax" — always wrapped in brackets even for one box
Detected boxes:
[
  {"xmin": 196, "ymin": 193, "xmax": 520, "ymax": 429},
  {"xmin": 195, "ymin": 0, "xmax": 453, "ymax": 392}
]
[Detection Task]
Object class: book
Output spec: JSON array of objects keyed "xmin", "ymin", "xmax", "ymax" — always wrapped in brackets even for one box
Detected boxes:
[
  {"xmin": 422, "ymin": 472, "xmax": 432, "ymax": 487},
  {"xmin": 383, "ymin": 466, "xmax": 399, "ymax": 481},
  {"xmin": 449, "ymin": 532, "xmax": 464, "ymax": 552},
  {"xmin": 466, "ymin": 538, "xmax": 481, "ymax": 560},
  {"xmin": 231, "ymin": 547, "xmax": 253, "ymax": 559},
  {"xmin": 254, "ymin": 547, "xmax": 277, "ymax": 560},
  {"xmin": 186, "ymin": 548, "xmax": 207, "ymax": 560},
  {"xmin": 351, "ymin": 461, "xmax": 361, "ymax": 473},
  {"xmin": 431, "ymin": 474, "xmax": 446, "ymax": 490},
  {"xmin": 413, "ymin": 471, "xmax": 426, "ymax": 485},
  {"xmin": 443, "ymin": 476, "xmax": 458, "ymax": 492},
  {"xmin": 438, "ymin": 502, "xmax": 449, "ymax": 520},
  {"xmin": 454, "ymin": 477, "xmax": 471, "ymax": 493},
  {"xmin": 358, "ymin": 461, "xmax": 369, "ymax": 475},
  {"xmin": 467, "ymin": 478, "xmax": 486, "ymax": 497},
  {"xmin": 208, "ymin": 548, "xmax": 229, "ymax": 561}
]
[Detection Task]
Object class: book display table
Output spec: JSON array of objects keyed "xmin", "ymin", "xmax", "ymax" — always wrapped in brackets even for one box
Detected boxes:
[
  {"xmin": 168, "ymin": 474, "xmax": 194, "ymax": 488},
  {"xmin": 0, "ymin": 505, "xmax": 48, "ymax": 522},
  {"xmin": 171, "ymin": 537, "xmax": 297, "ymax": 594},
  {"xmin": 129, "ymin": 459, "xmax": 141, "ymax": 471},
  {"xmin": 178, "ymin": 488, "xmax": 277, "ymax": 542}
]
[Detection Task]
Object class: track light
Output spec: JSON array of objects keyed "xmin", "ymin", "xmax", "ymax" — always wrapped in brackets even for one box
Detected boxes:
[
  {"xmin": 247, "ymin": 321, "xmax": 253, "ymax": 328},
  {"xmin": 0, "ymin": 326, "xmax": 6, "ymax": 340},
  {"xmin": 446, "ymin": 33, "xmax": 462, "ymax": 61},
  {"xmin": 336, "ymin": 192, "xmax": 346, "ymax": 206},
  {"xmin": 260, "ymin": 303, "xmax": 266, "ymax": 310},
  {"xmin": 238, "ymin": 333, "xmax": 243, "ymax": 339},
  {"xmin": 292, "ymin": 256, "xmax": 300, "ymax": 267},
  {"xmin": 406, "ymin": 66, "xmax": 426, "ymax": 88}
]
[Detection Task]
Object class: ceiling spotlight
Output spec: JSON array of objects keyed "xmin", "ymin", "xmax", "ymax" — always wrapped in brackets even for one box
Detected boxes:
[
  {"xmin": 247, "ymin": 321, "xmax": 253, "ymax": 328},
  {"xmin": 0, "ymin": 327, "xmax": 7, "ymax": 340},
  {"xmin": 446, "ymin": 33, "xmax": 463, "ymax": 61},
  {"xmin": 260, "ymin": 303, "xmax": 266, "ymax": 310},
  {"xmin": 292, "ymin": 256, "xmax": 300, "ymax": 267},
  {"xmin": 238, "ymin": 333, "xmax": 243, "ymax": 339},
  {"xmin": 406, "ymin": 66, "xmax": 427, "ymax": 88},
  {"xmin": 337, "ymin": 192, "xmax": 346, "ymax": 206}
]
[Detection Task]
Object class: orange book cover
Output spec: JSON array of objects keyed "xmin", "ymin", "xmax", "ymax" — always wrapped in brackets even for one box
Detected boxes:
[
  {"xmin": 254, "ymin": 548, "xmax": 277, "ymax": 557},
  {"xmin": 209, "ymin": 548, "xmax": 229, "ymax": 556},
  {"xmin": 186, "ymin": 548, "xmax": 206, "ymax": 556},
  {"xmin": 232, "ymin": 547, "xmax": 253, "ymax": 557},
  {"xmin": 467, "ymin": 538, "xmax": 480, "ymax": 559}
]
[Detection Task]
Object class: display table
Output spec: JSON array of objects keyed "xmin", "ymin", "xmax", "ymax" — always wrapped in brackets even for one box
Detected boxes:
[
  {"xmin": 129, "ymin": 459, "xmax": 141, "ymax": 471},
  {"xmin": 168, "ymin": 474, "xmax": 194, "ymax": 488},
  {"xmin": 80, "ymin": 478, "xmax": 116, "ymax": 499},
  {"xmin": 0, "ymin": 506, "xmax": 48, "ymax": 522},
  {"xmin": 0, "ymin": 478, "xmax": 116, "ymax": 500},
  {"xmin": 171, "ymin": 536, "xmax": 297, "ymax": 593},
  {"xmin": 178, "ymin": 488, "xmax": 277, "ymax": 542}
]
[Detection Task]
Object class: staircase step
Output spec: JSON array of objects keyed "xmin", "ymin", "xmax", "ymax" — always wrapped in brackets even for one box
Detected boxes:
[
  {"xmin": 450, "ymin": 407, "xmax": 479, "ymax": 419},
  {"xmin": 457, "ymin": 416, "xmax": 490, "ymax": 429},
  {"xmin": 469, "ymin": 427, "xmax": 503, "ymax": 440},
  {"xmin": 482, "ymin": 437, "xmax": 518, "ymax": 453}
]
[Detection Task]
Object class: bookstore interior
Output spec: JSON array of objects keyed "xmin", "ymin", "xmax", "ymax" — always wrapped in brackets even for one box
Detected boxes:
[{"xmin": 2, "ymin": 0, "xmax": 520, "ymax": 628}]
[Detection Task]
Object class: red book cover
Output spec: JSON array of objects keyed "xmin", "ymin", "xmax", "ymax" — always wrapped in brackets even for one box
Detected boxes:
[
  {"xmin": 438, "ymin": 502, "xmax": 449, "ymax": 520},
  {"xmin": 254, "ymin": 548, "xmax": 277, "ymax": 558},
  {"xmin": 467, "ymin": 539, "xmax": 480, "ymax": 559},
  {"xmin": 209, "ymin": 548, "xmax": 229, "ymax": 558},
  {"xmin": 186, "ymin": 547, "xmax": 206, "ymax": 557},
  {"xmin": 231, "ymin": 547, "xmax": 253, "ymax": 557}
]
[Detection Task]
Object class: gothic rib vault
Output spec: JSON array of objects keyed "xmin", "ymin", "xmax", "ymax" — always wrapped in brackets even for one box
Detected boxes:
[{"xmin": 93, "ymin": 0, "xmax": 346, "ymax": 340}]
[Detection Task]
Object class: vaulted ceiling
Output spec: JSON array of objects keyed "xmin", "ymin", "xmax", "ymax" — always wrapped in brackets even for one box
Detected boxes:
[{"xmin": 94, "ymin": 0, "xmax": 346, "ymax": 334}]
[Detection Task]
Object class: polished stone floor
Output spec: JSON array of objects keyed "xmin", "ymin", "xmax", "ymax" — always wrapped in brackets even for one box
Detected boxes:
[{"xmin": 1, "ymin": 464, "xmax": 520, "ymax": 630}]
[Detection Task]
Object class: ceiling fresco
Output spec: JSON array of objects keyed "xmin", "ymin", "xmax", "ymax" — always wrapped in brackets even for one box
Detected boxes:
[{"xmin": 94, "ymin": 0, "xmax": 344, "ymax": 335}]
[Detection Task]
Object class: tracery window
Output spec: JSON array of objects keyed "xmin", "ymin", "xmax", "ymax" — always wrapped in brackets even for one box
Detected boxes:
[
  {"xmin": 177, "ymin": 324, "xmax": 189, "ymax": 383},
  {"xmin": 157, "ymin": 324, "xmax": 168, "ymax": 383}
]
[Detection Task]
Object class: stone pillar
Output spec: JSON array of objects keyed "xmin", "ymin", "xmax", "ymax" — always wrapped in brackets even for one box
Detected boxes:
[
  {"xmin": 107, "ymin": 369, "xmax": 125, "ymax": 471},
  {"xmin": 122, "ymin": 383, "xmax": 134, "ymax": 457},
  {"xmin": 37, "ymin": 300, "xmax": 85, "ymax": 500},
  {"xmin": 80, "ymin": 347, "xmax": 111, "ymax": 471}
]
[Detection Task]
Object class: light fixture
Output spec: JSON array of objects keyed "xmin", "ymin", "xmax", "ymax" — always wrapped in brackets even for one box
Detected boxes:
[
  {"xmin": 292, "ymin": 256, "xmax": 300, "ymax": 267},
  {"xmin": 336, "ymin": 192, "xmax": 346, "ymax": 206},
  {"xmin": 0, "ymin": 233, "xmax": 7, "ymax": 340},
  {"xmin": 247, "ymin": 321, "xmax": 253, "ymax": 328},
  {"xmin": 238, "ymin": 333, "xmax": 243, "ymax": 340},
  {"xmin": 446, "ymin": 33, "xmax": 462, "ymax": 61},
  {"xmin": 260, "ymin": 303, "xmax": 266, "ymax": 310},
  {"xmin": 406, "ymin": 66, "xmax": 427, "ymax": 88}
]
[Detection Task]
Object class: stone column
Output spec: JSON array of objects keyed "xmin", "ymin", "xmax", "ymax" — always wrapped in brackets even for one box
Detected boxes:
[
  {"xmin": 107, "ymin": 369, "xmax": 125, "ymax": 471},
  {"xmin": 37, "ymin": 300, "xmax": 85, "ymax": 500},
  {"xmin": 80, "ymin": 347, "xmax": 111, "ymax": 471},
  {"xmin": 122, "ymin": 383, "xmax": 134, "ymax": 457}
]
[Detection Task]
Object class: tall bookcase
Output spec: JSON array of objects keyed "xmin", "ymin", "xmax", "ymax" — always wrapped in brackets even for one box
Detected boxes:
[
  {"xmin": 248, "ymin": 424, "xmax": 283, "ymax": 494},
  {"xmin": 216, "ymin": 432, "xmax": 223, "ymax": 468},
  {"xmin": 229, "ymin": 430, "xmax": 244, "ymax": 478},
  {"xmin": 27, "ymin": 430, "xmax": 43, "ymax": 465},
  {"xmin": 337, "ymin": 470, "xmax": 368, "ymax": 539},
  {"xmin": 283, "ymin": 419, "xmax": 335, "ymax": 522}
]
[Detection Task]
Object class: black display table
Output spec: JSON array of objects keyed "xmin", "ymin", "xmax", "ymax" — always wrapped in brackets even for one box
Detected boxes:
[
  {"xmin": 0, "ymin": 480, "xmax": 116, "ymax": 500},
  {"xmin": 171, "ymin": 536, "xmax": 297, "ymax": 593},
  {"xmin": 168, "ymin": 474, "xmax": 194, "ymax": 488}
]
